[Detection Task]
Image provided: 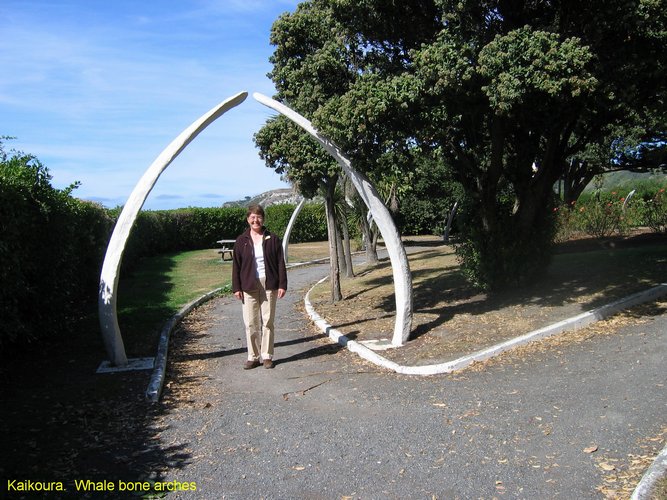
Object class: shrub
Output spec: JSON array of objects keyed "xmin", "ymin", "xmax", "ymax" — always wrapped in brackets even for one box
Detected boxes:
[
  {"xmin": 455, "ymin": 198, "xmax": 557, "ymax": 291},
  {"xmin": 456, "ymin": 220, "xmax": 555, "ymax": 291},
  {"xmin": 267, "ymin": 202, "xmax": 327, "ymax": 242},
  {"xmin": 644, "ymin": 188, "xmax": 667, "ymax": 233},
  {"xmin": 265, "ymin": 204, "xmax": 296, "ymax": 238},
  {"xmin": 394, "ymin": 162, "xmax": 463, "ymax": 236},
  {"xmin": 395, "ymin": 195, "xmax": 452, "ymax": 236},
  {"xmin": 576, "ymin": 194, "xmax": 625, "ymax": 237},
  {"xmin": 172, "ymin": 207, "xmax": 247, "ymax": 249},
  {"xmin": 554, "ymin": 203, "xmax": 579, "ymax": 243},
  {"xmin": 0, "ymin": 142, "xmax": 112, "ymax": 347}
]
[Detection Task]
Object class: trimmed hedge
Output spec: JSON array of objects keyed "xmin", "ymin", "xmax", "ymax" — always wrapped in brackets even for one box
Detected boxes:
[
  {"xmin": 120, "ymin": 203, "xmax": 328, "ymax": 273},
  {"xmin": 0, "ymin": 148, "xmax": 113, "ymax": 347},
  {"xmin": 118, "ymin": 207, "xmax": 248, "ymax": 269}
]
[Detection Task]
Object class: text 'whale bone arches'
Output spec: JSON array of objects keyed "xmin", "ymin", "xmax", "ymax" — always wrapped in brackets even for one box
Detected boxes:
[
  {"xmin": 252, "ymin": 92, "xmax": 413, "ymax": 347},
  {"xmin": 98, "ymin": 92, "xmax": 248, "ymax": 366}
]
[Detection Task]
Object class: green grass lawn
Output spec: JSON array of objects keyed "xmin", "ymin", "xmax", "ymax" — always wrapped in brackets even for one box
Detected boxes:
[
  {"xmin": 115, "ymin": 242, "xmax": 331, "ymax": 356},
  {"xmin": 116, "ymin": 249, "xmax": 232, "ymax": 355}
]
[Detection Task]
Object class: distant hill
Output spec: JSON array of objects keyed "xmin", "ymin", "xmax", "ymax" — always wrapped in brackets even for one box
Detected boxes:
[
  {"xmin": 583, "ymin": 170, "xmax": 667, "ymax": 192},
  {"xmin": 223, "ymin": 188, "xmax": 304, "ymax": 208}
]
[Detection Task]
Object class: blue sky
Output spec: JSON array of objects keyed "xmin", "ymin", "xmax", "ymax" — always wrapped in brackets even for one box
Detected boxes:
[{"xmin": 1, "ymin": 0, "xmax": 298, "ymax": 209}]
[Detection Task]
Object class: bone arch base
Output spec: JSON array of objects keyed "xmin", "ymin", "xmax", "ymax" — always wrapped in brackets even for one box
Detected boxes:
[{"xmin": 98, "ymin": 91, "xmax": 412, "ymax": 367}]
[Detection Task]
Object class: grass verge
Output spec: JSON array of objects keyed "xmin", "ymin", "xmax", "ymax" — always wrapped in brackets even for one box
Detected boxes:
[
  {"xmin": 309, "ymin": 235, "xmax": 667, "ymax": 366},
  {"xmin": 117, "ymin": 249, "xmax": 233, "ymax": 356}
]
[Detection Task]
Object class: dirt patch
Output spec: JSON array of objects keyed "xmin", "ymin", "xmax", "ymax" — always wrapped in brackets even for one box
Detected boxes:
[{"xmin": 309, "ymin": 232, "xmax": 667, "ymax": 366}]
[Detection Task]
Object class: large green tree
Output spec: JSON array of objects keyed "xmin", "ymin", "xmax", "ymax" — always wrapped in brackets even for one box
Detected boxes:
[
  {"xmin": 256, "ymin": 1, "xmax": 366, "ymax": 302},
  {"xmin": 411, "ymin": 0, "xmax": 666, "ymax": 288},
  {"xmin": 262, "ymin": 0, "xmax": 666, "ymax": 291}
]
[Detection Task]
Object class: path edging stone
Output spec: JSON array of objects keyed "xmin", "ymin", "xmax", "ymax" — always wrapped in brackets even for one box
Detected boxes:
[{"xmin": 146, "ymin": 287, "xmax": 224, "ymax": 402}]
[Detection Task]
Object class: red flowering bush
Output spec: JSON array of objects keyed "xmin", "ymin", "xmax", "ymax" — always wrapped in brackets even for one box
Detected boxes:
[
  {"xmin": 554, "ymin": 203, "xmax": 579, "ymax": 243},
  {"xmin": 570, "ymin": 191, "xmax": 638, "ymax": 238}
]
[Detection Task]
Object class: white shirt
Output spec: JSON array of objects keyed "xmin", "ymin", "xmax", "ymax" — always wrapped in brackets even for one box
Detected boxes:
[{"xmin": 254, "ymin": 241, "xmax": 266, "ymax": 279}]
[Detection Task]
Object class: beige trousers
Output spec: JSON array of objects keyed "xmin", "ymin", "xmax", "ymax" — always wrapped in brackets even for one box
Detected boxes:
[{"xmin": 242, "ymin": 277, "xmax": 277, "ymax": 361}]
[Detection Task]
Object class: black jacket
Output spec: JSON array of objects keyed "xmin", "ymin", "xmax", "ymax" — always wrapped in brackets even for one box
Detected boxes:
[{"xmin": 231, "ymin": 228, "xmax": 287, "ymax": 293}]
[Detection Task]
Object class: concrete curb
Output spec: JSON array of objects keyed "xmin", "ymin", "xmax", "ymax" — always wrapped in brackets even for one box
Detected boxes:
[
  {"xmin": 146, "ymin": 287, "xmax": 224, "ymax": 402},
  {"xmin": 631, "ymin": 444, "xmax": 667, "ymax": 500},
  {"xmin": 304, "ymin": 280, "xmax": 667, "ymax": 376}
]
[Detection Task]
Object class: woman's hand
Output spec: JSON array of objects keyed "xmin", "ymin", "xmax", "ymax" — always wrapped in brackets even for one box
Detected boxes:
[
  {"xmin": 277, "ymin": 288, "xmax": 286, "ymax": 299},
  {"xmin": 234, "ymin": 291, "xmax": 244, "ymax": 302}
]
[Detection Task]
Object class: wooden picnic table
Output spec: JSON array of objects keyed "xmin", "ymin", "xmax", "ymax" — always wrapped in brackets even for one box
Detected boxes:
[{"xmin": 216, "ymin": 239, "xmax": 235, "ymax": 261}]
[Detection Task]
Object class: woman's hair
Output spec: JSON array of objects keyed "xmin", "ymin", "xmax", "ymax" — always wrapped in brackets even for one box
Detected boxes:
[{"xmin": 246, "ymin": 204, "xmax": 265, "ymax": 218}]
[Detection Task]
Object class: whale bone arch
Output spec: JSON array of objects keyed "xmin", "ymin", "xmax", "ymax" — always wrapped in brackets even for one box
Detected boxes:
[
  {"xmin": 252, "ymin": 92, "xmax": 413, "ymax": 346},
  {"xmin": 98, "ymin": 92, "xmax": 248, "ymax": 366},
  {"xmin": 98, "ymin": 90, "xmax": 413, "ymax": 367}
]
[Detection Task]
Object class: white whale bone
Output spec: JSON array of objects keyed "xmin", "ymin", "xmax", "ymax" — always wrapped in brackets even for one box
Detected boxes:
[
  {"xmin": 99, "ymin": 92, "xmax": 249, "ymax": 366},
  {"xmin": 283, "ymin": 197, "xmax": 306, "ymax": 263}
]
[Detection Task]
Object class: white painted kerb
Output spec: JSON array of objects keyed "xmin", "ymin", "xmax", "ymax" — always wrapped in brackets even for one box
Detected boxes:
[{"xmin": 631, "ymin": 444, "xmax": 667, "ymax": 500}]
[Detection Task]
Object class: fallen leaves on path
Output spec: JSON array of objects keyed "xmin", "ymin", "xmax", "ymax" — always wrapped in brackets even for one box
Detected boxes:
[{"xmin": 595, "ymin": 427, "xmax": 667, "ymax": 499}]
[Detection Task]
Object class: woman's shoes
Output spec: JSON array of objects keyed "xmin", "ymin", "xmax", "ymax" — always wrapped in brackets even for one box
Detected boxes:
[{"xmin": 243, "ymin": 359, "xmax": 274, "ymax": 369}]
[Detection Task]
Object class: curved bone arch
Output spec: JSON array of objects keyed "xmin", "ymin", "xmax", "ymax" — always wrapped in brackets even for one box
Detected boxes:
[
  {"xmin": 252, "ymin": 93, "xmax": 412, "ymax": 347},
  {"xmin": 282, "ymin": 197, "xmax": 306, "ymax": 262},
  {"xmin": 99, "ymin": 92, "xmax": 248, "ymax": 366},
  {"xmin": 99, "ymin": 91, "xmax": 412, "ymax": 367}
]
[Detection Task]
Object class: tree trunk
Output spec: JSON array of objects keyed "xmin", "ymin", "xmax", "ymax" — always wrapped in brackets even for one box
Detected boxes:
[
  {"xmin": 324, "ymin": 181, "xmax": 342, "ymax": 302},
  {"xmin": 371, "ymin": 225, "xmax": 380, "ymax": 256},
  {"xmin": 335, "ymin": 221, "xmax": 347, "ymax": 277},
  {"xmin": 360, "ymin": 208, "xmax": 378, "ymax": 264},
  {"xmin": 341, "ymin": 215, "xmax": 355, "ymax": 278},
  {"xmin": 562, "ymin": 159, "xmax": 595, "ymax": 206}
]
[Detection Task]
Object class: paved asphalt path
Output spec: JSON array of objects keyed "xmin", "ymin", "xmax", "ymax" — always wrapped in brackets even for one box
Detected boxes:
[{"xmin": 157, "ymin": 261, "xmax": 666, "ymax": 499}]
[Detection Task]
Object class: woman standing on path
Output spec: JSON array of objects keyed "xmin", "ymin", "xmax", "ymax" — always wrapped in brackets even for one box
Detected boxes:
[{"xmin": 232, "ymin": 204, "xmax": 287, "ymax": 370}]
